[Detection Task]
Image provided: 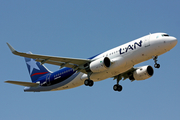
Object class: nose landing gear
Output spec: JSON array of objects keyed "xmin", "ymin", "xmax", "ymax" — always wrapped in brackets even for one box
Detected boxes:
[{"xmin": 153, "ymin": 56, "xmax": 160, "ymax": 68}]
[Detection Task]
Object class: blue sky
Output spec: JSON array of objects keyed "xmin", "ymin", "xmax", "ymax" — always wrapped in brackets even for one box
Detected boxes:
[{"xmin": 1, "ymin": 0, "xmax": 180, "ymax": 120}]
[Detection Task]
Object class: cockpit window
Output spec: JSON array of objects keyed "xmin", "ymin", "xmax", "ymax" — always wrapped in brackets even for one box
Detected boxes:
[
  {"xmin": 162, "ymin": 34, "xmax": 169, "ymax": 37},
  {"xmin": 156, "ymin": 34, "xmax": 170, "ymax": 39}
]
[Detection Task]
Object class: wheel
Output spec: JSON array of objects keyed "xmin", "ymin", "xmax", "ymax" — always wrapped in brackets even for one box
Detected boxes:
[
  {"xmin": 84, "ymin": 79, "xmax": 94, "ymax": 87},
  {"xmin": 157, "ymin": 64, "xmax": 160, "ymax": 68},
  {"xmin": 154, "ymin": 64, "xmax": 160, "ymax": 68},
  {"xmin": 84, "ymin": 79, "xmax": 89, "ymax": 86},
  {"xmin": 89, "ymin": 80, "xmax": 94, "ymax": 87},
  {"xmin": 113, "ymin": 84, "xmax": 123, "ymax": 92},
  {"xmin": 113, "ymin": 84, "xmax": 119, "ymax": 91},
  {"xmin": 117, "ymin": 85, "xmax": 122, "ymax": 92}
]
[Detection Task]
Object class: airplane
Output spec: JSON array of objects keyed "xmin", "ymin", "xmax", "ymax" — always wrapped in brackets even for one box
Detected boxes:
[{"xmin": 5, "ymin": 32, "xmax": 177, "ymax": 92}]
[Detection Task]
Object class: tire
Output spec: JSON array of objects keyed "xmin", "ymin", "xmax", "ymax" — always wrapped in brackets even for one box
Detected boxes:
[
  {"xmin": 113, "ymin": 84, "xmax": 118, "ymax": 91},
  {"xmin": 117, "ymin": 85, "xmax": 122, "ymax": 92},
  {"xmin": 89, "ymin": 80, "xmax": 94, "ymax": 87},
  {"xmin": 154, "ymin": 64, "xmax": 160, "ymax": 68},
  {"xmin": 157, "ymin": 64, "xmax": 160, "ymax": 68},
  {"xmin": 84, "ymin": 80, "xmax": 89, "ymax": 86}
]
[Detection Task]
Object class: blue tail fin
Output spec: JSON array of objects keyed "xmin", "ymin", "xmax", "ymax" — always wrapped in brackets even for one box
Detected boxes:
[{"xmin": 25, "ymin": 52, "xmax": 50, "ymax": 83}]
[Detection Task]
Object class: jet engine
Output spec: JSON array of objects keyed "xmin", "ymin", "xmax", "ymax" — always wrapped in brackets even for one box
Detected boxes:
[
  {"xmin": 129, "ymin": 65, "xmax": 154, "ymax": 80},
  {"xmin": 84, "ymin": 57, "xmax": 111, "ymax": 73}
]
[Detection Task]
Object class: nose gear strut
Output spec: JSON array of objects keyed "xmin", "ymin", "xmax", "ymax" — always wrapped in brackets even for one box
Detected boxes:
[{"xmin": 153, "ymin": 56, "xmax": 160, "ymax": 68}]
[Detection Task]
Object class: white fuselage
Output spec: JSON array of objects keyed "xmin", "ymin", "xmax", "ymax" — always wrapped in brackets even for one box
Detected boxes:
[{"xmin": 30, "ymin": 33, "xmax": 177, "ymax": 91}]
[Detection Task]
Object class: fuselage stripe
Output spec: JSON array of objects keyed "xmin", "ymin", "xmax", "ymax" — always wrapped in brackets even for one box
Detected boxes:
[{"xmin": 31, "ymin": 72, "xmax": 49, "ymax": 77}]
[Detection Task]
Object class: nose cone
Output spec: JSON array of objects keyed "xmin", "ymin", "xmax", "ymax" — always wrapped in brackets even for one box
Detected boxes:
[
  {"xmin": 170, "ymin": 36, "xmax": 178, "ymax": 48},
  {"xmin": 163, "ymin": 36, "xmax": 177, "ymax": 52}
]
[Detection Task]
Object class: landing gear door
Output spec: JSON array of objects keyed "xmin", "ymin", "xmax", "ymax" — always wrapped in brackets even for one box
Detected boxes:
[{"xmin": 144, "ymin": 34, "xmax": 151, "ymax": 47}]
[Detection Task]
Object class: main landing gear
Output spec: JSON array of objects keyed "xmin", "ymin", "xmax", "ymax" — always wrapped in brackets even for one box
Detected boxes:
[
  {"xmin": 84, "ymin": 72, "xmax": 123, "ymax": 92},
  {"xmin": 153, "ymin": 56, "xmax": 160, "ymax": 68},
  {"xmin": 113, "ymin": 84, "xmax": 122, "ymax": 92},
  {"xmin": 84, "ymin": 72, "xmax": 94, "ymax": 87},
  {"xmin": 84, "ymin": 79, "xmax": 94, "ymax": 87},
  {"xmin": 113, "ymin": 75, "xmax": 123, "ymax": 92}
]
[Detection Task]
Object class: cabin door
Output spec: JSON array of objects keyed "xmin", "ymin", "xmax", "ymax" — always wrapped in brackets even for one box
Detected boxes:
[
  {"xmin": 145, "ymin": 35, "xmax": 151, "ymax": 47},
  {"xmin": 46, "ymin": 73, "xmax": 51, "ymax": 86}
]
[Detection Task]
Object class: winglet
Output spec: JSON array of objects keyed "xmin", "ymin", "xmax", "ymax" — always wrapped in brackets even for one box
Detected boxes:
[{"xmin": 6, "ymin": 43, "xmax": 17, "ymax": 53}]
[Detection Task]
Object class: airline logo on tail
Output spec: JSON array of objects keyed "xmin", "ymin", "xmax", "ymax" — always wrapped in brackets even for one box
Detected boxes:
[
  {"xmin": 26, "ymin": 58, "xmax": 40, "ymax": 75},
  {"xmin": 25, "ymin": 57, "xmax": 50, "ymax": 82},
  {"xmin": 26, "ymin": 59, "xmax": 48, "ymax": 77}
]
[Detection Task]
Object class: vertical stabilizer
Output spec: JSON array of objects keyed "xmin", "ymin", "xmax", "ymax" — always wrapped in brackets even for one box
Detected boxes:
[{"xmin": 25, "ymin": 52, "xmax": 51, "ymax": 83}]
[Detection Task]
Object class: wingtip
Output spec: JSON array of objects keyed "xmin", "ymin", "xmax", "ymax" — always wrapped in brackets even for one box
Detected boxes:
[
  {"xmin": 6, "ymin": 43, "xmax": 17, "ymax": 53},
  {"xmin": 4, "ymin": 80, "xmax": 9, "ymax": 83}
]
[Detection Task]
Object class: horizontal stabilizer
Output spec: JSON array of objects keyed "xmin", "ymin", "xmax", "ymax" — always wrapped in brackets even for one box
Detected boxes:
[{"xmin": 5, "ymin": 80, "xmax": 39, "ymax": 87}]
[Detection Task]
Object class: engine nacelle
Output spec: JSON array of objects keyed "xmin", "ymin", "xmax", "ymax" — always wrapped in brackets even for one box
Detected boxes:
[
  {"xmin": 131, "ymin": 65, "xmax": 154, "ymax": 80},
  {"xmin": 85, "ymin": 57, "xmax": 111, "ymax": 73}
]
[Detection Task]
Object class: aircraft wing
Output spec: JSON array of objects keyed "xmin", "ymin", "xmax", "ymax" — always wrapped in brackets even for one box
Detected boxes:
[{"xmin": 7, "ymin": 43, "xmax": 91, "ymax": 73}]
